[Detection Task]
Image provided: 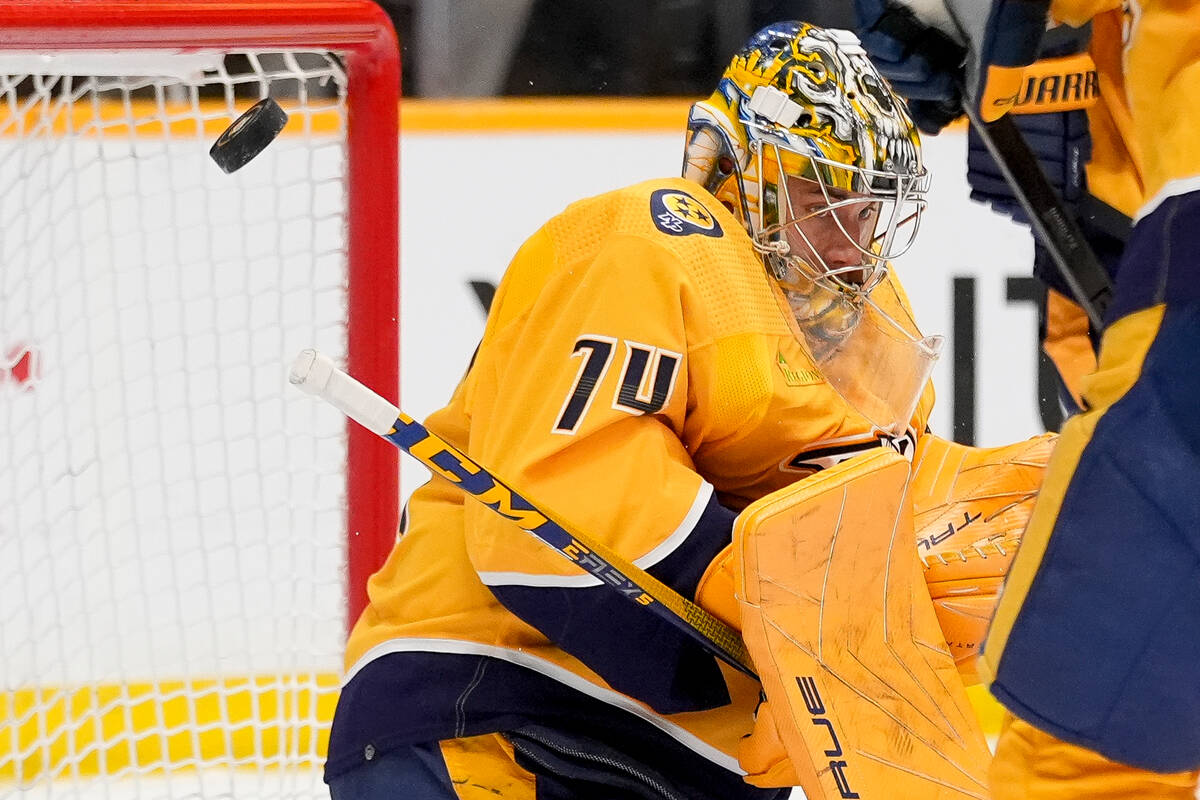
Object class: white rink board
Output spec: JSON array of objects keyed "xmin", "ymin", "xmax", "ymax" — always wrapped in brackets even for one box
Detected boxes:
[
  {"xmin": 0, "ymin": 135, "xmax": 350, "ymax": 686},
  {"xmin": 6, "ymin": 770, "xmax": 327, "ymax": 800},
  {"xmin": 399, "ymin": 127, "xmax": 1045, "ymax": 504}
]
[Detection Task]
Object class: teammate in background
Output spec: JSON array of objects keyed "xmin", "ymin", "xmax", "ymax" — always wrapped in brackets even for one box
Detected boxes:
[
  {"xmin": 854, "ymin": 1, "xmax": 1200, "ymax": 797},
  {"xmin": 324, "ymin": 22, "xmax": 942, "ymax": 800},
  {"xmin": 959, "ymin": 15, "xmax": 1132, "ymax": 417}
]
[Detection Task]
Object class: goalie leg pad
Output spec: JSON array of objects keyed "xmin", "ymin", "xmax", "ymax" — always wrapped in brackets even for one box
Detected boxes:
[{"xmin": 734, "ymin": 449, "xmax": 990, "ymax": 799}]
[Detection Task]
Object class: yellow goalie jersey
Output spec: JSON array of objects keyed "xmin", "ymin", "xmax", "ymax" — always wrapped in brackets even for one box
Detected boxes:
[{"xmin": 326, "ymin": 176, "xmax": 934, "ymax": 785}]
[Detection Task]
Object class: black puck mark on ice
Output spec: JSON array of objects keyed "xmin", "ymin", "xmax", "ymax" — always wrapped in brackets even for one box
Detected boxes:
[{"xmin": 209, "ymin": 97, "xmax": 289, "ymax": 174}]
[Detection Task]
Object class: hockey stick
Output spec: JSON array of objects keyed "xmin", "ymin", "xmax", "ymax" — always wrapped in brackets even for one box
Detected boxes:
[
  {"xmin": 288, "ymin": 348, "xmax": 757, "ymax": 679},
  {"xmin": 964, "ymin": 108, "xmax": 1114, "ymax": 329}
]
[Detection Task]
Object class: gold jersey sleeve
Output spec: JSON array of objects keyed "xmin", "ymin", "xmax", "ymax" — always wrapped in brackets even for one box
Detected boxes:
[{"xmin": 1053, "ymin": 0, "xmax": 1200, "ymax": 205}]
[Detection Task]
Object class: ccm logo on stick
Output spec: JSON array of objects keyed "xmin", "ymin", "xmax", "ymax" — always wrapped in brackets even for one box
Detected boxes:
[{"xmin": 797, "ymin": 676, "xmax": 859, "ymax": 799}]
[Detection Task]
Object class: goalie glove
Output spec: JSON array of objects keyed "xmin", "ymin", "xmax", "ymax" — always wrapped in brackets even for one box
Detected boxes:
[
  {"xmin": 965, "ymin": 23, "xmax": 1106, "ymax": 232},
  {"xmin": 911, "ymin": 432, "xmax": 1056, "ymax": 681}
]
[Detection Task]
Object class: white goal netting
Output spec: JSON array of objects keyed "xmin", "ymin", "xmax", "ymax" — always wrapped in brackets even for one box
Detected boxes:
[{"xmin": 1, "ymin": 50, "xmax": 360, "ymax": 799}]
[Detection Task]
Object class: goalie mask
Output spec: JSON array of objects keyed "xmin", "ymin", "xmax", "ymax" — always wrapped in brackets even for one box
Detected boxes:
[{"xmin": 683, "ymin": 22, "xmax": 942, "ymax": 435}]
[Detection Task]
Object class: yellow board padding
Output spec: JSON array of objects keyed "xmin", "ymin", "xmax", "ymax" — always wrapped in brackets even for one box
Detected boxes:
[
  {"xmin": 0, "ymin": 96, "xmax": 692, "ymax": 138},
  {"xmin": 0, "ymin": 673, "xmax": 339, "ymax": 781},
  {"xmin": 0, "ymin": 97, "xmax": 347, "ymax": 138},
  {"xmin": 400, "ymin": 98, "xmax": 967, "ymax": 134},
  {"xmin": 0, "ymin": 95, "xmax": 964, "ymax": 137},
  {"xmin": 0, "ymin": 672, "xmax": 1007, "ymax": 784}
]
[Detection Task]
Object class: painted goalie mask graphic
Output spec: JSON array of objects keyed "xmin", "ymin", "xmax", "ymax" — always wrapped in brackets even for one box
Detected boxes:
[{"xmin": 683, "ymin": 22, "xmax": 943, "ymax": 435}]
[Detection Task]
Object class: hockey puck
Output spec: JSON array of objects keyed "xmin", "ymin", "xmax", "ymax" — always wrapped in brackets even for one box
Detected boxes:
[{"xmin": 209, "ymin": 97, "xmax": 288, "ymax": 174}]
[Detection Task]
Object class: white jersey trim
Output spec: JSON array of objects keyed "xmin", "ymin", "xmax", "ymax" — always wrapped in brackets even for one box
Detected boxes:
[
  {"xmin": 342, "ymin": 636, "xmax": 743, "ymax": 775},
  {"xmin": 1135, "ymin": 174, "xmax": 1200, "ymax": 223},
  {"xmin": 477, "ymin": 480, "xmax": 715, "ymax": 588}
]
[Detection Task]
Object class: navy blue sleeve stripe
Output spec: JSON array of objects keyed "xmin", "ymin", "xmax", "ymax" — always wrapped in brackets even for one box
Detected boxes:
[
  {"xmin": 477, "ymin": 482, "xmax": 714, "ymax": 587},
  {"xmin": 1111, "ymin": 190, "xmax": 1200, "ymax": 321},
  {"xmin": 487, "ymin": 491, "xmax": 738, "ymax": 714}
]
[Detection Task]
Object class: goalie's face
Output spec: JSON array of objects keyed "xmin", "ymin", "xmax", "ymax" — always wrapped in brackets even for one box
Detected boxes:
[
  {"xmin": 754, "ymin": 142, "xmax": 925, "ymax": 300},
  {"xmin": 780, "ymin": 177, "xmax": 880, "ymax": 289},
  {"xmin": 763, "ymin": 173, "xmax": 900, "ymax": 347}
]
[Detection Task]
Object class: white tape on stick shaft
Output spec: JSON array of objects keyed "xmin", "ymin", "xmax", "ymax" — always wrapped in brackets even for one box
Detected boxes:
[{"xmin": 289, "ymin": 348, "xmax": 399, "ymax": 435}]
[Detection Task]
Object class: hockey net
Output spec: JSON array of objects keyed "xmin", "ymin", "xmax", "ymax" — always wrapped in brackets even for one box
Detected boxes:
[{"xmin": 0, "ymin": 2, "xmax": 399, "ymax": 797}]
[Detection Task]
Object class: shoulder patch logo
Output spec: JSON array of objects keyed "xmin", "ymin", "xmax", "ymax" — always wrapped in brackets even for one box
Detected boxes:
[{"xmin": 650, "ymin": 189, "xmax": 723, "ymax": 238}]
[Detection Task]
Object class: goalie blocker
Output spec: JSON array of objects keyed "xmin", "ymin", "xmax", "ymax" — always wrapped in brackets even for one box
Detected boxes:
[
  {"xmin": 734, "ymin": 449, "xmax": 992, "ymax": 798},
  {"xmin": 725, "ymin": 432, "xmax": 1053, "ymax": 795}
]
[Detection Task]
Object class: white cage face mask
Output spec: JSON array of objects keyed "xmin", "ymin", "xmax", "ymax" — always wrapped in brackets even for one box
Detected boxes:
[
  {"xmin": 750, "ymin": 138, "xmax": 928, "ymax": 302},
  {"xmin": 807, "ymin": 287, "xmax": 944, "ymax": 437},
  {"xmin": 683, "ymin": 28, "xmax": 938, "ymax": 434},
  {"xmin": 744, "ymin": 142, "xmax": 938, "ymax": 436}
]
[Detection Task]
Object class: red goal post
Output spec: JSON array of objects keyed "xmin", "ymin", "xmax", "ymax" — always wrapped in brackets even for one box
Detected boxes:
[{"xmin": 0, "ymin": 0, "xmax": 398, "ymax": 793}]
